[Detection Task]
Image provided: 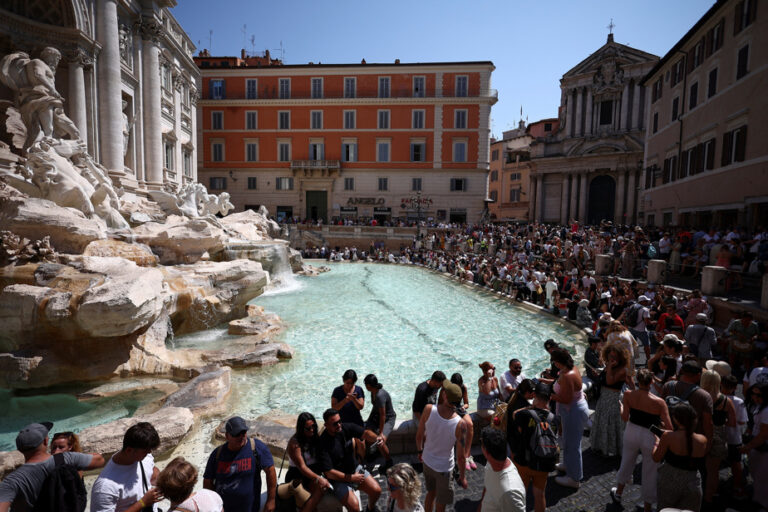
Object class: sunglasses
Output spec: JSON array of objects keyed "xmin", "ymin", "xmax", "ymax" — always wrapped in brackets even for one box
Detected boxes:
[
  {"xmin": 52, "ymin": 432, "xmax": 74, "ymax": 438},
  {"xmin": 388, "ymin": 482, "xmax": 399, "ymax": 492},
  {"xmin": 304, "ymin": 425, "xmax": 316, "ymax": 431}
]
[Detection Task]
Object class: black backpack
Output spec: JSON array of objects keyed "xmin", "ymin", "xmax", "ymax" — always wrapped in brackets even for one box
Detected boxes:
[
  {"xmin": 624, "ymin": 303, "xmax": 641, "ymax": 328},
  {"xmin": 32, "ymin": 453, "xmax": 87, "ymax": 512},
  {"xmin": 525, "ymin": 409, "xmax": 559, "ymax": 472},
  {"xmin": 665, "ymin": 383, "xmax": 700, "ymax": 410}
]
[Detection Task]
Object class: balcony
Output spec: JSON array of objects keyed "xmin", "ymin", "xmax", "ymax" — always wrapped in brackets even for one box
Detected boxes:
[{"xmin": 291, "ymin": 160, "xmax": 341, "ymax": 179}]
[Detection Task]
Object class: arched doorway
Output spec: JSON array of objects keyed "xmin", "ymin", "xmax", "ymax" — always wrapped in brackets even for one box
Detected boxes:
[{"xmin": 587, "ymin": 174, "xmax": 615, "ymax": 225}]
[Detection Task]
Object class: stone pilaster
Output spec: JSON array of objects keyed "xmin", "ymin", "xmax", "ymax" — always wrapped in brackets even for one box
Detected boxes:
[
  {"xmin": 621, "ymin": 82, "xmax": 630, "ymax": 131},
  {"xmin": 585, "ymin": 91, "xmax": 593, "ymax": 136},
  {"xmin": 615, "ymin": 170, "xmax": 626, "ymax": 224},
  {"xmin": 536, "ymin": 174, "xmax": 544, "ymax": 222},
  {"xmin": 565, "ymin": 88, "xmax": 574, "ymax": 138},
  {"xmin": 560, "ymin": 174, "xmax": 569, "ymax": 224},
  {"xmin": 96, "ymin": 0, "xmax": 125, "ymax": 175},
  {"xmin": 632, "ymin": 83, "xmax": 642, "ymax": 131},
  {"xmin": 138, "ymin": 14, "xmax": 164, "ymax": 188},
  {"xmin": 626, "ymin": 168, "xmax": 637, "ymax": 225},
  {"xmin": 575, "ymin": 88, "xmax": 583, "ymax": 137},
  {"xmin": 569, "ymin": 173, "xmax": 578, "ymax": 222},
  {"xmin": 66, "ymin": 48, "xmax": 91, "ymax": 144},
  {"xmin": 579, "ymin": 172, "xmax": 588, "ymax": 221}
]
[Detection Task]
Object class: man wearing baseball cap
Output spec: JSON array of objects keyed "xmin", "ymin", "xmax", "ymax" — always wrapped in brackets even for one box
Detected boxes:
[
  {"xmin": 0, "ymin": 422, "xmax": 104, "ymax": 511},
  {"xmin": 415, "ymin": 380, "xmax": 469, "ymax": 512},
  {"xmin": 203, "ymin": 416, "xmax": 276, "ymax": 512},
  {"xmin": 685, "ymin": 312, "xmax": 716, "ymax": 363},
  {"xmin": 625, "ymin": 295, "xmax": 652, "ymax": 359}
]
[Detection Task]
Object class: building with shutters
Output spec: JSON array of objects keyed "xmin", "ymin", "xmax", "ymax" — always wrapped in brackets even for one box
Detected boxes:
[
  {"xmin": 527, "ymin": 34, "xmax": 658, "ymax": 225},
  {"xmin": 640, "ymin": 0, "xmax": 767, "ymax": 229},
  {"xmin": 194, "ymin": 51, "xmax": 496, "ymax": 224}
]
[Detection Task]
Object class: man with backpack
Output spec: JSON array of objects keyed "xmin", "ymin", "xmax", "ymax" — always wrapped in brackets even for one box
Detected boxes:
[
  {"xmin": 91, "ymin": 422, "xmax": 162, "ymax": 512},
  {"xmin": 203, "ymin": 416, "xmax": 276, "ymax": 512},
  {"xmin": 0, "ymin": 422, "xmax": 104, "ymax": 512},
  {"xmin": 510, "ymin": 382, "xmax": 558, "ymax": 512},
  {"xmin": 624, "ymin": 295, "xmax": 651, "ymax": 359},
  {"xmin": 661, "ymin": 360, "xmax": 713, "ymax": 447},
  {"xmin": 477, "ymin": 427, "xmax": 525, "ymax": 512}
]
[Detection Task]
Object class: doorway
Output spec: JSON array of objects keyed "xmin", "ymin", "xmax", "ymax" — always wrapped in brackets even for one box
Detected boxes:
[
  {"xmin": 305, "ymin": 191, "xmax": 327, "ymax": 223},
  {"xmin": 587, "ymin": 175, "xmax": 615, "ymax": 225}
]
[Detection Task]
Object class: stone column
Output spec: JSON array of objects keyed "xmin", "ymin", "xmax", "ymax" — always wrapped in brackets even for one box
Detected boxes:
[
  {"xmin": 173, "ymin": 72, "xmax": 183, "ymax": 187},
  {"xmin": 631, "ymin": 83, "xmax": 642, "ymax": 131},
  {"xmin": 96, "ymin": 0, "xmax": 125, "ymax": 175},
  {"xmin": 569, "ymin": 173, "xmax": 578, "ymax": 222},
  {"xmin": 579, "ymin": 172, "xmax": 588, "ymax": 222},
  {"xmin": 536, "ymin": 175, "xmax": 544, "ymax": 222},
  {"xmin": 66, "ymin": 49, "xmax": 89, "ymax": 144},
  {"xmin": 560, "ymin": 175, "xmax": 569, "ymax": 224},
  {"xmin": 626, "ymin": 168, "xmax": 636, "ymax": 225},
  {"xmin": 621, "ymin": 82, "xmax": 630, "ymax": 131},
  {"xmin": 528, "ymin": 175, "xmax": 536, "ymax": 220},
  {"xmin": 139, "ymin": 16, "xmax": 164, "ymax": 187},
  {"xmin": 565, "ymin": 89, "xmax": 574, "ymax": 138},
  {"xmin": 585, "ymin": 91, "xmax": 593, "ymax": 136},
  {"xmin": 575, "ymin": 88, "xmax": 583, "ymax": 137},
  {"xmin": 615, "ymin": 170, "xmax": 626, "ymax": 224}
]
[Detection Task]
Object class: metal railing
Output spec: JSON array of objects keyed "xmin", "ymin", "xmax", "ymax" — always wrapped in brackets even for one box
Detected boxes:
[{"xmin": 290, "ymin": 160, "xmax": 340, "ymax": 169}]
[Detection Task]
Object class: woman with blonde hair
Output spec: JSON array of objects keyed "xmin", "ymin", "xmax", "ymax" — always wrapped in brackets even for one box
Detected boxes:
[
  {"xmin": 386, "ymin": 463, "xmax": 424, "ymax": 512},
  {"xmin": 591, "ymin": 344, "xmax": 629, "ymax": 457},
  {"xmin": 605, "ymin": 320, "xmax": 636, "ymax": 375},
  {"xmin": 700, "ymin": 369, "xmax": 736, "ymax": 506},
  {"xmin": 156, "ymin": 457, "xmax": 223, "ymax": 511}
]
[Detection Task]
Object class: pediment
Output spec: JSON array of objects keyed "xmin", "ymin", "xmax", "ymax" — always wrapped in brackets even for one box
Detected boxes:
[{"xmin": 563, "ymin": 40, "xmax": 658, "ymax": 79}]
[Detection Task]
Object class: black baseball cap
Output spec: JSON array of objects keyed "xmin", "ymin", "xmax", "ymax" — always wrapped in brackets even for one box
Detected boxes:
[{"xmin": 225, "ymin": 416, "xmax": 248, "ymax": 436}]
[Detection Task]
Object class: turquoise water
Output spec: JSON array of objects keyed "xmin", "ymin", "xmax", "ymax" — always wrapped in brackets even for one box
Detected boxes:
[{"xmin": 183, "ymin": 263, "xmax": 583, "ymax": 420}]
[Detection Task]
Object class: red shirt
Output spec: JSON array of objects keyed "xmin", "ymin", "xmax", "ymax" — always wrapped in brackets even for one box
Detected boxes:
[{"xmin": 656, "ymin": 313, "xmax": 685, "ymax": 333}]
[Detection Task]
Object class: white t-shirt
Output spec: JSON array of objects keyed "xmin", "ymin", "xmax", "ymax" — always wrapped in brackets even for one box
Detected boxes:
[
  {"xmin": 480, "ymin": 462, "xmax": 526, "ymax": 512},
  {"xmin": 91, "ymin": 454, "xmax": 155, "ymax": 512},
  {"xmin": 727, "ymin": 394, "xmax": 748, "ymax": 444},
  {"xmin": 499, "ymin": 371, "xmax": 525, "ymax": 402},
  {"xmin": 390, "ymin": 500, "xmax": 425, "ymax": 512},
  {"xmin": 174, "ymin": 489, "xmax": 223, "ymax": 512},
  {"xmin": 752, "ymin": 407, "xmax": 768, "ymax": 438}
]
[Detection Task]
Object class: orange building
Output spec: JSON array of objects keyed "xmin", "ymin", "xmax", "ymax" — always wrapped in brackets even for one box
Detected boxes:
[{"xmin": 194, "ymin": 51, "xmax": 496, "ymax": 223}]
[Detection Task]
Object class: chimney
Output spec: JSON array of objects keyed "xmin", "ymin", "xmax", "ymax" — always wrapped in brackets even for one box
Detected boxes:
[
  {"xmin": 361, "ymin": 58, "xmax": 366, "ymax": 64},
  {"xmin": 241, "ymin": 48, "xmax": 246, "ymax": 59},
  {"xmin": 395, "ymin": 58, "xmax": 400, "ymax": 64}
]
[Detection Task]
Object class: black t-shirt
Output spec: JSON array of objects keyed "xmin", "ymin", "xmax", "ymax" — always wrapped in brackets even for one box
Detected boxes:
[
  {"xmin": 513, "ymin": 407, "xmax": 555, "ymax": 472},
  {"xmin": 331, "ymin": 385, "xmax": 365, "ymax": 426},
  {"xmin": 318, "ymin": 423, "xmax": 364, "ymax": 475},
  {"xmin": 412, "ymin": 381, "xmax": 438, "ymax": 414},
  {"xmin": 368, "ymin": 388, "xmax": 397, "ymax": 425},
  {"xmin": 506, "ymin": 394, "xmax": 531, "ymax": 453}
]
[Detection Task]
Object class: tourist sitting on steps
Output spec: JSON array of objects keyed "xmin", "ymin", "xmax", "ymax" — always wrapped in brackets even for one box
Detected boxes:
[
  {"xmin": 362, "ymin": 374, "xmax": 396, "ymax": 473},
  {"xmin": 331, "ymin": 369, "xmax": 365, "ymax": 428},
  {"xmin": 284, "ymin": 412, "xmax": 332, "ymax": 512}
]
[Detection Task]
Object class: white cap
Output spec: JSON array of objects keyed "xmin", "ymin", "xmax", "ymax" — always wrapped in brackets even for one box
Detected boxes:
[{"xmin": 638, "ymin": 295, "xmax": 650, "ymax": 303}]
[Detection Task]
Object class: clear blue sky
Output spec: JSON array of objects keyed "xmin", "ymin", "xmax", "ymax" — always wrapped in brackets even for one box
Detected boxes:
[{"xmin": 173, "ymin": 0, "xmax": 713, "ymax": 138}]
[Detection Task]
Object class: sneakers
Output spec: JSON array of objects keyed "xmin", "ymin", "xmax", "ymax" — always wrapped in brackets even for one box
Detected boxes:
[
  {"xmin": 555, "ymin": 475, "xmax": 580, "ymax": 488},
  {"xmin": 610, "ymin": 487, "xmax": 622, "ymax": 503},
  {"xmin": 467, "ymin": 455, "xmax": 477, "ymax": 470},
  {"xmin": 555, "ymin": 462, "xmax": 566, "ymax": 473}
]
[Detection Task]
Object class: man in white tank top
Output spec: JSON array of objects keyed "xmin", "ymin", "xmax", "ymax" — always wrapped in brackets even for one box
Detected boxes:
[{"xmin": 415, "ymin": 381, "xmax": 469, "ymax": 512}]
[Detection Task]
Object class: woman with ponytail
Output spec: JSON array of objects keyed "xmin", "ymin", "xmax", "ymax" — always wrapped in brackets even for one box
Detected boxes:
[{"xmin": 652, "ymin": 403, "xmax": 707, "ymax": 511}]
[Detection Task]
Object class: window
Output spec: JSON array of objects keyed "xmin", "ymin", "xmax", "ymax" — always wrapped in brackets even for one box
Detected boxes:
[
  {"xmin": 344, "ymin": 77, "xmax": 356, "ymax": 98},
  {"xmin": 491, "ymin": 149, "xmax": 499, "ymax": 161},
  {"xmin": 413, "ymin": 76, "xmax": 425, "ymax": 97},
  {"xmin": 651, "ymin": 78, "xmax": 662, "ymax": 103},
  {"xmin": 450, "ymin": 178, "xmax": 467, "ymax": 191},
  {"xmin": 722, "ymin": 125, "xmax": 747, "ymax": 166},
  {"xmin": 489, "ymin": 190, "xmax": 497, "ymax": 201},
  {"xmin": 454, "ymin": 110, "xmax": 467, "ymax": 129},
  {"xmin": 309, "ymin": 142, "xmax": 324, "ymax": 160},
  {"xmin": 278, "ymin": 111, "xmax": 290, "ymax": 130},
  {"xmin": 737, "ymin": 45, "xmax": 749, "ymax": 79},
  {"xmin": 212, "ymin": 142, "xmax": 223, "ymax": 162},
  {"xmin": 278, "ymin": 142, "xmax": 290, "ymax": 162},
  {"xmin": 509, "ymin": 188, "xmax": 521, "ymax": 202},
  {"xmin": 490, "ymin": 170, "xmax": 498, "ymax": 182},
  {"xmin": 279, "ymin": 78, "xmax": 290, "ymax": 99},
  {"xmin": 691, "ymin": 39, "xmax": 704, "ymax": 70},
  {"xmin": 455, "ymin": 75, "xmax": 468, "ymax": 97},
  {"xmin": 212, "ymin": 111, "xmax": 223, "ymax": 130},
  {"xmin": 343, "ymin": 110, "xmax": 356, "ymax": 130},
  {"xmin": 246, "ymin": 143, "xmax": 258, "ymax": 162},
  {"xmin": 671, "ymin": 59, "xmax": 685, "ymax": 86},
  {"xmin": 164, "ymin": 142, "xmax": 174, "ymax": 170},
  {"xmin": 246, "ymin": 79, "xmax": 258, "ymax": 99},
  {"xmin": 689, "ymin": 82, "xmax": 698, "ymax": 110},
  {"xmin": 453, "ymin": 141, "xmax": 467, "ymax": 162},
  {"xmin": 599, "ymin": 101, "xmax": 613, "ymax": 125},
  {"xmin": 704, "ymin": 138, "xmax": 716, "ymax": 170},
  {"xmin": 378, "ymin": 77, "xmax": 390, "ymax": 98},
  {"xmin": 653, "ymin": 112, "xmax": 659, "ymax": 133},
  {"xmin": 412, "ymin": 178, "xmax": 422, "ymax": 191},
  {"xmin": 311, "ymin": 111, "xmax": 323, "ymax": 130},
  {"xmin": 544, "ymin": 123, "xmax": 552, "ymax": 132},
  {"xmin": 707, "ymin": 19, "xmax": 724, "ymax": 56},
  {"xmin": 412, "ymin": 110, "xmax": 425, "ymax": 129},
  {"xmin": 209, "ymin": 177, "xmax": 226, "ymax": 190},
  {"xmin": 378, "ymin": 110, "xmax": 390, "ymax": 129},
  {"xmin": 410, "ymin": 142, "xmax": 426, "ymax": 162},
  {"xmin": 209, "ymin": 79, "xmax": 225, "ymax": 99},
  {"xmin": 247, "ymin": 177, "xmax": 257, "ymax": 190},
  {"xmin": 246, "ymin": 111, "xmax": 257, "ymax": 130},
  {"xmin": 183, "ymin": 150, "xmax": 191, "ymax": 177},
  {"xmin": 276, "ymin": 177, "xmax": 294, "ymax": 190},
  {"xmin": 161, "ymin": 65, "xmax": 171, "ymax": 90},
  {"xmin": 341, "ymin": 142, "xmax": 357, "ymax": 162},
  {"xmin": 378, "ymin": 177, "xmax": 388, "ymax": 191},
  {"xmin": 708, "ymin": 68, "xmax": 718, "ymax": 98},
  {"xmin": 509, "ymin": 173, "xmax": 522, "ymax": 181},
  {"xmin": 344, "ymin": 177, "xmax": 354, "ymax": 191},
  {"xmin": 377, "ymin": 141, "xmax": 390, "ymax": 162},
  {"xmin": 734, "ymin": 0, "xmax": 757, "ymax": 34},
  {"xmin": 311, "ymin": 78, "xmax": 323, "ymax": 99},
  {"xmin": 671, "ymin": 97, "xmax": 679, "ymax": 121}
]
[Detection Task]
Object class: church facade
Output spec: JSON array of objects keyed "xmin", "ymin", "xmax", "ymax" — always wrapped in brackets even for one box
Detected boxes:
[
  {"xmin": 0, "ymin": 0, "xmax": 199, "ymax": 193},
  {"xmin": 528, "ymin": 34, "xmax": 658, "ymax": 225}
]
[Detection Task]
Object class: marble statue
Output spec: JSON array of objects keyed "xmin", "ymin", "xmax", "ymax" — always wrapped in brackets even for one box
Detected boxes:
[
  {"xmin": 122, "ymin": 99, "xmax": 134, "ymax": 158},
  {"xmin": 148, "ymin": 182, "xmax": 233, "ymax": 218}
]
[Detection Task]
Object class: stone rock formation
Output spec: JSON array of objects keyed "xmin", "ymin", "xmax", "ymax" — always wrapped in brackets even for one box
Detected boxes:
[{"xmin": 162, "ymin": 366, "xmax": 231, "ymax": 416}]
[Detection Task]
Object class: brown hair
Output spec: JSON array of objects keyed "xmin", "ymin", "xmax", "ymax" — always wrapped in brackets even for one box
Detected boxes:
[
  {"xmin": 51, "ymin": 432, "xmax": 81, "ymax": 453},
  {"xmin": 636, "ymin": 368, "xmax": 653, "ymax": 388},
  {"xmin": 156, "ymin": 457, "xmax": 198, "ymax": 505},
  {"xmin": 602, "ymin": 343, "xmax": 629, "ymax": 369}
]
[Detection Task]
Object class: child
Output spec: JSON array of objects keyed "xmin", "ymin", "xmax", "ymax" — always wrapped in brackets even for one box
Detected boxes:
[{"xmin": 722, "ymin": 374, "xmax": 747, "ymax": 498}]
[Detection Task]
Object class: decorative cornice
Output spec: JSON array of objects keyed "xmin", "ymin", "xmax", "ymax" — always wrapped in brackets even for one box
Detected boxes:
[
  {"xmin": 65, "ymin": 46, "xmax": 93, "ymax": 69},
  {"xmin": 135, "ymin": 16, "xmax": 163, "ymax": 44},
  {"xmin": 197, "ymin": 96, "xmax": 497, "ymax": 107}
]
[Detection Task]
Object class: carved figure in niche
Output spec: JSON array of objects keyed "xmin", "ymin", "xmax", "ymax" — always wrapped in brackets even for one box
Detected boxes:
[
  {"xmin": 122, "ymin": 99, "xmax": 134, "ymax": 158},
  {"xmin": 118, "ymin": 24, "xmax": 133, "ymax": 68},
  {"xmin": 0, "ymin": 48, "xmax": 78, "ymax": 150}
]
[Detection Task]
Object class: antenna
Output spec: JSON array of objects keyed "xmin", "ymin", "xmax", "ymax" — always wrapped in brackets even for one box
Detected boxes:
[
  {"xmin": 208, "ymin": 29, "xmax": 213, "ymax": 51},
  {"xmin": 250, "ymin": 35, "xmax": 256, "ymax": 54},
  {"xmin": 271, "ymin": 41, "xmax": 285, "ymax": 62},
  {"xmin": 241, "ymin": 25, "xmax": 247, "ymax": 50}
]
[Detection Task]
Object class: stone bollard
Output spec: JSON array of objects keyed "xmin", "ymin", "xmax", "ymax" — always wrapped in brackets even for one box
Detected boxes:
[
  {"xmin": 762, "ymin": 273, "xmax": 768, "ymax": 309},
  {"xmin": 595, "ymin": 254, "xmax": 612, "ymax": 275},
  {"xmin": 647, "ymin": 259, "xmax": 667, "ymax": 284},
  {"xmin": 701, "ymin": 266, "xmax": 728, "ymax": 296}
]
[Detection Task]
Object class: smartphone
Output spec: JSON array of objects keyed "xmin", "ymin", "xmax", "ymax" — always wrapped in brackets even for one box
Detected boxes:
[{"xmin": 649, "ymin": 424, "xmax": 664, "ymax": 437}]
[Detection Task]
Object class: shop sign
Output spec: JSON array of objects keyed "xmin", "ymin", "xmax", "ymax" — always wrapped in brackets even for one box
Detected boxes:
[
  {"xmin": 340, "ymin": 207, "xmax": 357, "ymax": 213},
  {"xmin": 373, "ymin": 207, "xmax": 391, "ymax": 213},
  {"xmin": 347, "ymin": 197, "xmax": 385, "ymax": 206},
  {"xmin": 400, "ymin": 196, "xmax": 433, "ymax": 209}
]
